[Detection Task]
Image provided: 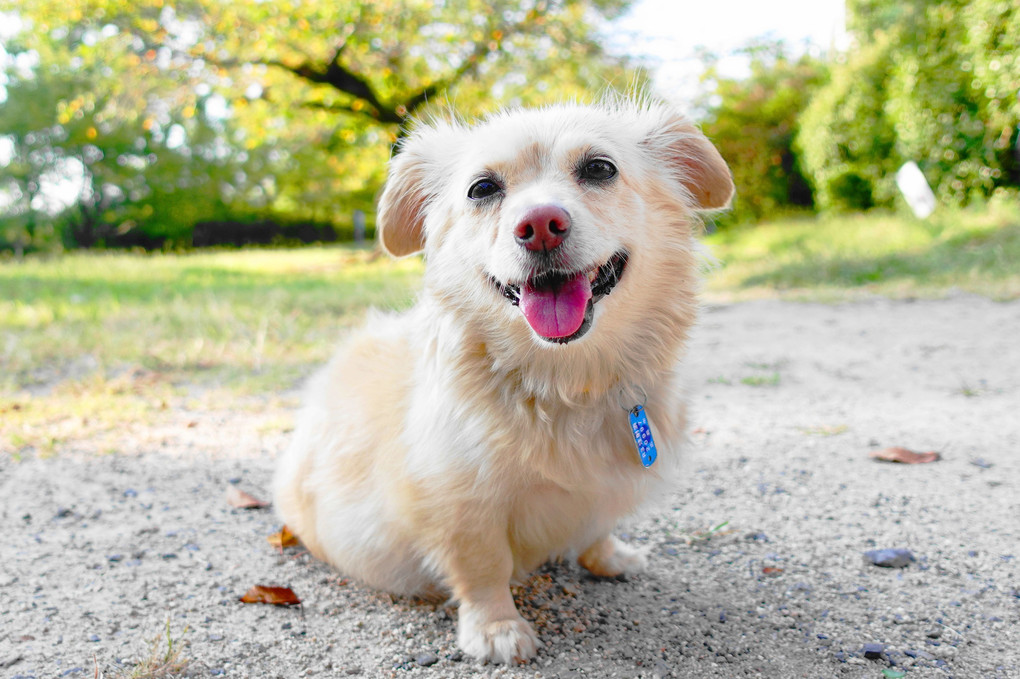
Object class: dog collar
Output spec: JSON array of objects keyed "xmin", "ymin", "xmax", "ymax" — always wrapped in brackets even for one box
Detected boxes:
[{"xmin": 620, "ymin": 387, "xmax": 657, "ymax": 468}]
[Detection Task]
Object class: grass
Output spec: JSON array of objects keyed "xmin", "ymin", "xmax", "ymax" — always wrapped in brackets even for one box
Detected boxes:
[
  {"xmin": 1, "ymin": 199, "xmax": 1016, "ymax": 458},
  {"xmin": 115, "ymin": 619, "xmax": 189, "ymax": 679},
  {"xmin": 703, "ymin": 196, "xmax": 1020, "ymax": 301},
  {"xmin": 1, "ymin": 246, "xmax": 422, "ymax": 457}
]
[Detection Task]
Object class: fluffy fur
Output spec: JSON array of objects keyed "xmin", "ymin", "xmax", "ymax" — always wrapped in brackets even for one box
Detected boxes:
[{"xmin": 274, "ymin": 96, "xmax": 733, "ymax": 664}]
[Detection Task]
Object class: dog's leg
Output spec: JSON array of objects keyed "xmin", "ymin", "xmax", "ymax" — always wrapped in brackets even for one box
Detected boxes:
[
  {"xmin": 442, "ymin": 530, "xmax": 540, "ymax": 664},
  {"xmin": 578, "ymin": 534, "xmax": 647, "ymax": 578}
]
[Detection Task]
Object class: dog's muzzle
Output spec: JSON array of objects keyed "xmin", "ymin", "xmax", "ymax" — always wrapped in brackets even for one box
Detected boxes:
[{"xmin": 490, "ymin": 251, "xmax": 628, "ymax": 344}]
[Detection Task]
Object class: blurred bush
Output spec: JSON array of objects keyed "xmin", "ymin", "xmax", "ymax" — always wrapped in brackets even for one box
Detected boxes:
[{"xmin": 797, "ymin": 0, "xmax": 1018, "ymax": 213}]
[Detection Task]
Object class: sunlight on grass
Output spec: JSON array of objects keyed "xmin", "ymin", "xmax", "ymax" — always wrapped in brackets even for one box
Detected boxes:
[
  {"xmin": 704, "ymin": 197, "xmax": 1020, "ymax": 301},
  {"xmin": 0, "ymin": 245, "xmax": 422, "ymax": 457}
]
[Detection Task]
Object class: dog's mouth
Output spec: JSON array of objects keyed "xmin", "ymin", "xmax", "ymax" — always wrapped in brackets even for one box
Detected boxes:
[{"xmin": 490, "ymin": 251, "xmax": 628, "ymax": 344}]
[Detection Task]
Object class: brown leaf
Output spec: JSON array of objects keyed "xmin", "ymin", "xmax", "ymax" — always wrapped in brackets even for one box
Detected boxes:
[
  {"xmin": 267, "ymin": 525, "xmax": 300, "ymax": 549},
  {"xmin": 226, "ymin": 486, "xmax": 269, "ymax": 509},
  {"xmin": 869, "ymin": 447, "xmax": 941, "ymax": 464},
  {"xmin": 239, "ymin": 585, "xmax": 301, "ymax": 606},
  {"xmin": 762, "ymin": 567, "xmax": 784, "ymax": 576}
]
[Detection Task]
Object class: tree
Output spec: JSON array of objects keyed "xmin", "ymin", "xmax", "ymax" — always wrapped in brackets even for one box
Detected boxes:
[
  {"xmin": 699, "ymin": 41, "xmax": 828, "ymax": 223},
  {"xmin": 798, "ymin": 0, "xmax": 1019, "ymax": 212},
  {"xmin": 0, "ymin": 22, "xmax": 261, "ymax": 248},
  {"xmin": 1, "ymin": 1, "xmax": 643, "ymax": 249}
]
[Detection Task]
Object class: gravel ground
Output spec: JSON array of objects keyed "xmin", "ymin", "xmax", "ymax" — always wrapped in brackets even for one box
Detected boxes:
[{"xmin": 2, "ymin": 295, "xmax": 1018, "ymax": 678}]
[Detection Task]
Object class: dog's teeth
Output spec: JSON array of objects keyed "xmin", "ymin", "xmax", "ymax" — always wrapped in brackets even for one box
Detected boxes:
[{"xmin": 588, "ymin": 270, "xmax": 598, "ymax": 283}]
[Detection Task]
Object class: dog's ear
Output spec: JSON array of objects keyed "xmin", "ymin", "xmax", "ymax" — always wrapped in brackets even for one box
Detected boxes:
[
  {"xmin": 376, "ymin": 145, "xmax": 429, "ymax": 257},
  {"xmin": 377, "ymin": 122, "xmax": 460, "ymax": 257},
  {"xmin": 646, "ymin": 114, "xmax": 734, "ymax": 210}
]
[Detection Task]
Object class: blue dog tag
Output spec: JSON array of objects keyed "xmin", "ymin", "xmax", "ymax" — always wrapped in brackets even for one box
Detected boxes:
[{"xmin": 628, "ymin": 405, "xmax": 657, "ymax": 468}]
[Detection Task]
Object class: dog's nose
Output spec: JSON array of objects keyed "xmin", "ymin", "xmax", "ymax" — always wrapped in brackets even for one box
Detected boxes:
[{"xmin": 514, "ymin": 205, "xmax": 570, "ymax": 252}]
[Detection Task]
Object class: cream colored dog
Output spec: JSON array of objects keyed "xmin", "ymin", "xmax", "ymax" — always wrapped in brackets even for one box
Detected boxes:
[{"xmin": 274, "ymin": 96, "xmax": 733, "ymax": 664}]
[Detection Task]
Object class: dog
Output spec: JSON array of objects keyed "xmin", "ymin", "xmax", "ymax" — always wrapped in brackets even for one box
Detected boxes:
[{"xmin": 274, "ymin": 95, "xmax": 733, "ymax": 664}]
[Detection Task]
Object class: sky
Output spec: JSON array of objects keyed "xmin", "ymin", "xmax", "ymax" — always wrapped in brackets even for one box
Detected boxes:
[{"xmin": 608, "ymin": 0, "xmax": 847, "ymax": 103}]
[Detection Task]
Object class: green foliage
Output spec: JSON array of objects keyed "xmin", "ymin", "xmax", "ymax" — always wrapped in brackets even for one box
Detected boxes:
[
  {"xmin": 797, "ymin": 34, "xmax": 899, "ymax": 212},
  {"xmin": 699, "ymin": 41, "xmax": 827, "ymax": 224},
  {"xmin": 0, "ymin": 1, "xmax": 642, "ymax": 251},
  {"xmin": 798, "ymin": 0, "xmax": 1019, "ymax": 212}
]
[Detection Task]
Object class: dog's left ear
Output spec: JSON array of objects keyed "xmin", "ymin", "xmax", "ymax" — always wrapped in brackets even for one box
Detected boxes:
[
  {"xmin": 646, "ymin": 115, "xmax": 734, "ymax": 210},
  {"xmin": 377, "ymin": 122, "xmax": 460, "ymax": 257}
]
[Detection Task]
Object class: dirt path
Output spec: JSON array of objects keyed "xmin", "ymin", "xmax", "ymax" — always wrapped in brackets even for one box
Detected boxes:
[{"xmin": 2, "ymin": 295, "xmax": 1018, "ymax": 678}]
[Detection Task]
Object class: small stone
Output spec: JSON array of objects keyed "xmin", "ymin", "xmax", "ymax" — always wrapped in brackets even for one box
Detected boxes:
[
  {"xmin": 208, "ymin": 633, "xmax": 224, "ymax": 641},
  {"xmin": 88, "ymin": 634, "xmax": 100, "ymax": 642},
  {"xmin": 862, "ymin": 643, "xmax": 885, "ymax": 659},
  {"xmin": 344, "ymin": 668, "xmax": 362, "ymax": 676},
  {"xmin": 0, "ymin": 655, "xmax": 24, "ymax": 669},
  {"xmin": 415, "ymin": 652, "xmax": 439, "ymax": 667},
  {"xmin": 864, "ymin": 548, "xmax": 915, "ymax": 568}
]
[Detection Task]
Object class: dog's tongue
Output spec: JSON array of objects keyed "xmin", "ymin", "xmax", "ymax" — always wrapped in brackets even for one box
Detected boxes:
[{"xmin": 519, "ymin": 273, "xmax": 592, "ymax": 339}]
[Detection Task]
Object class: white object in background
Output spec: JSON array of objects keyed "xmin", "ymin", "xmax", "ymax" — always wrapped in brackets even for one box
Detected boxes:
[{"xmin": 896, "ymin": 161, "xmax": 936, "ymax": 219}]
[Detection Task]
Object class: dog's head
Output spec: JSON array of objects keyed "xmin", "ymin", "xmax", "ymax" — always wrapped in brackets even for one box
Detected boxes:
[{"xmin": 377, "ymin": 98, "xmax": 732, "ymax": 376}]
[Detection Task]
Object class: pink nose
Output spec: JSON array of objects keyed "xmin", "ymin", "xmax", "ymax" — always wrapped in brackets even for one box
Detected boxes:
[{"xmin": 514, "ymin": 205, "xmax": 571, "ymax": 252}]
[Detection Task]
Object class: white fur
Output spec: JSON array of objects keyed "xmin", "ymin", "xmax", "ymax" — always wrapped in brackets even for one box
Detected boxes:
[{"xmin": 274, "ymin": 96, "xmax": 733, "ymax": 663}]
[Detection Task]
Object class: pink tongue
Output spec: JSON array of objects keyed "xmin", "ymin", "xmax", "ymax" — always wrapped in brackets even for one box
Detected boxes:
[{"xmin": 519, "ymin": 273, "xmax": 592, "ymax": 339}]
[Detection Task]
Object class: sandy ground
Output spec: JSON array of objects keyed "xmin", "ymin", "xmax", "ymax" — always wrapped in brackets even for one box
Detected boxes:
[{"xmin": 2, "ymin": 295, "xmax": 1018, "ymax": 679}]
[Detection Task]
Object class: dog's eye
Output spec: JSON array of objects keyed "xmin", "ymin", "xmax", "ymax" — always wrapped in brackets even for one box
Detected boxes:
[
  {"xmin": 468, "ymin": 179, "xmax": 502, "ymax": 200},
  {"xmin": 580, "ymin": 159, "xmax": 618, "ymax": 182}
]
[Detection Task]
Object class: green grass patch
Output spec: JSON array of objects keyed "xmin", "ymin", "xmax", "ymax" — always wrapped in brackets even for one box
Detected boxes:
[
  {"xmin": 1, "ymin": 245, "xmax": 421, "ymax": 457},
  {"xmin": 704, "ymin": 196, "xmax": 1020, "ymax": 300},
  {"xmin": 740, "ymin": 373, "xmax": 780, "ymax": 388}
]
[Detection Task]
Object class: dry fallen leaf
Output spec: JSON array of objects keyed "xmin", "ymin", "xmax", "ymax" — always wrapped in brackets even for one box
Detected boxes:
[
  {"xmin": 869, "ymin": 447, "xmax": 941, "ymax": 464},
  {"xmin": 762, "ymin": 567, "xmax": 784, "ymax": 576},
  {"xmin": 239, "ymin": 585, "xmax": 301, "ymax": 606},
  {"xmin": 267, "ymin": 525, "xmax": 300, "ymax": 550},
  {"xmin": 226, "ymin": 486, "xmax": 269, "ymax": 509}
]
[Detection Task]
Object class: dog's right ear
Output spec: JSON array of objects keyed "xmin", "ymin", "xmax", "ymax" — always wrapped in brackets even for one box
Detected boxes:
[{"xmin": 377, "ymin": 122, "xmax": 459, "ymax": 257}]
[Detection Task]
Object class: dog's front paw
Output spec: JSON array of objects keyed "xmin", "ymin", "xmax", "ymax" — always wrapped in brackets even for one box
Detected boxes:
[
  {"xmin": 458, "ymin": 608, "xmax": 540, "ymax": 664},
  {"xmin": 578, "ymin": 534, "xmax": 647, "ymax": 578}
]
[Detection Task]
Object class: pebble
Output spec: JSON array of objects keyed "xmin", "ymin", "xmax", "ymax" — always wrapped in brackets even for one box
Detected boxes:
[
  {"xmin": 864, "ymin": 548, "xmax": 915, "ymax": 568},
  {"xmin": 415, "ymin": 652, "xmax": 439, "ymax": 667},
  {"xmin": 862, "ymin": 642, "xmax": 885, "ymax": 659}
]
